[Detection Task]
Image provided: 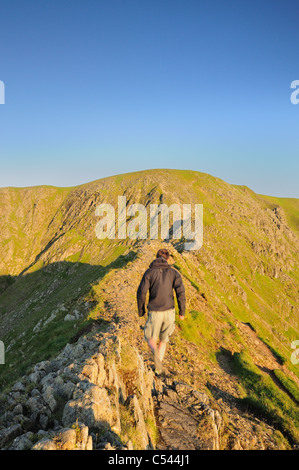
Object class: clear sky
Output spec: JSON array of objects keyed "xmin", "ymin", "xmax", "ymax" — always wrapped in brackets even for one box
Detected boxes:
[{"xmin": 0, "ymin": 0, "xmax": 298, "ymax": 197}]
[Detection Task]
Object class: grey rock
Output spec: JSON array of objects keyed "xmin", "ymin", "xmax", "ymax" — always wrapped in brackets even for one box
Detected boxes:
[
  {"xmin": 10, "ymin": 432, "xmax": 34, "ymax": 450},
  {"xmin": 32, "ymin": 438, "xmax": 57, "ymax": 450},
  {"xmin": 12, "ymin": 382, "xmax": 26, "ymax": 393},
  {"xmin": 28, "ymin": 371, "xmax": 42, "ymax": 385},
  {"xmin": 72, "ymin": 343, "xmax": 85, "ymax": 359},
  {"xmin": 0, "ymin": 424, "xmax": 22, "ymax": 447},
  {"xmin": 64, "ymin": 314, "xmax": 76, "ymax": 322},
  {"xmin": 62, "ymin": 384, "xmax": 113, "ymax": 432},
  {"xmin": 13, "ymin": 403, "xmax": 23, "ymax": 415},
  {"xmin": 39, "ymin": 412, "xmax": 49, "ymax": 430},
  {"xmin": 42, "ymin": 386, "xmax": 57, "ymax": 413}
]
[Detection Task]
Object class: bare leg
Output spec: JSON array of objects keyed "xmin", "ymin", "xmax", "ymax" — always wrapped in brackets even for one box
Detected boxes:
[
  {"xmin": 148, "ymin": 338, "xmax": 162, "ymax": 372},
  {"xmin": 148, "ymin": 338, "xmax": 157, "ymax": 354}
]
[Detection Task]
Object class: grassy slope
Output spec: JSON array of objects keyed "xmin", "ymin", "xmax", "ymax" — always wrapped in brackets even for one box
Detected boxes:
[
  {"xmin": 0, "ymin": 185, "xmax": 73, "ymax": 275},
  {"xmin": 259, "ymin": 194, "xmax": 299, "ymax": 235}
]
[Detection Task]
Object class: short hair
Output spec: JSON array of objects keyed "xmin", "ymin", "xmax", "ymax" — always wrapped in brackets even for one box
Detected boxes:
[{"xmin": 156, "ymin": 249, "xmax": 170, "ymax": 260}]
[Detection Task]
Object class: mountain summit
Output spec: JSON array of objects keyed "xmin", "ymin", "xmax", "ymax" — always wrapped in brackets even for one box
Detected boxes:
[{"xmin": 0, "ymin": 169, "xmax": 298, "ymax": 450}]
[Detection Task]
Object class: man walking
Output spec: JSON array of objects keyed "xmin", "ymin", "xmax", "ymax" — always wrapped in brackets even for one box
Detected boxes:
[{"xmin": 137, "ymin": 248, "xmax": 186, "ymax": 374}]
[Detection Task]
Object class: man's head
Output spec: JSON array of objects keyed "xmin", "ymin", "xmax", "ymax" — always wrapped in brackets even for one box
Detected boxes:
[{"xmin": 156, "ymin": 248, "xmax": 170, "ymax": 261}]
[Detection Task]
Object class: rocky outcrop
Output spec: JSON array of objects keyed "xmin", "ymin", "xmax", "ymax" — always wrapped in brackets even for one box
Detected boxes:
[
  {"xmin": 0, "ymin": 323, "xmax": 157, "ymax": 450},
  {"xmin": 32, "ymin": 424, "xmax": 92, "ymax": 450}
]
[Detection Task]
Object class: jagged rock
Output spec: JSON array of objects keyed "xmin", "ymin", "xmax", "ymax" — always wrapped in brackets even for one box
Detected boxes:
[
  {"xmin": 56, "ymin": 428, "xmax": 77, "ymax": 450},
  {"xmin": 28, "ymin": 371, "xmax": 43, "ymax": 385},
  {"xmin": 53, "ymin": 378, "xmax": 75, "ymax": 400},
  {"xmin": 12, "ymin": 382, "xmax": 26, "ymax": 393},
  {"xmin": 39, "ymin": 411, "xmax": 49, "ymax": 430},
  {"xmin": 12, "ymin": 404, "xmax": 23, "ymax": 416},
  {"xmin": 42, "ymin": 386, "xmax": 57, "ymax": 413},
  {"xmin": 94, "ymin": 352, "xmax": 107, "ymax": 387},
  {"xmin": 0, "ymin": 424, "xmax": 22, "ymax": 447},
  {"xmin": 79, "ymin": 359, "xmax": 99, "ymax": 383},
  {"xmin": 72, "ymin": 343, "xmax": 85, "ymax": 359},
  {"xmin": 31, "ymin": 424, "xmax": 93, "ymax": 450},
  {"xmin": 62, "ymin": 384, "xmax": 113, "ymax": 432},
  {"xmin": 10, "ymin": 432, "xmax": 34, "ymax": 450},
  {"xmin": 79, "ymin": 425, "xmax": 93, "ymax": 450},
  {"xmin": 32, "ymin": 438, "xmax": 57, "ymax": 450},
  {"xmin": 126, "ymin": 394, "xmax": 150, "ymax": 449}
]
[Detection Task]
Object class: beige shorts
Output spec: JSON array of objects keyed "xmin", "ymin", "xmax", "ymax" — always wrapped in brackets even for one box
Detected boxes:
[{"xmin": 144, "ymin": 308, "xmax": 176, "ymax": 343}]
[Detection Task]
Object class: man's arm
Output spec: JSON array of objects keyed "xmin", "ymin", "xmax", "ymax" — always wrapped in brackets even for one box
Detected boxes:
[
  {"xmin": 173, "ymin": 271, "xmax": 186, "ymax": 319},
  {"xmin": 137, "ymin": 271, "xmax": 150, "ymax": 317}
]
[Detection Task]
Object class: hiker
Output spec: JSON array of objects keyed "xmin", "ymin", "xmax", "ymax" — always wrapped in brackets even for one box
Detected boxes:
[{"xmin": 137, "ymin": 248, "xmax": 186, "ymax": 374}]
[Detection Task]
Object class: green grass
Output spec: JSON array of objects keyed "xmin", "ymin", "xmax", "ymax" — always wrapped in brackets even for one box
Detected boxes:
[
  {"xmin": 273, "ymin": 369, "xmax": 299, "ymax": 403},
  {"xmin": 232, "ymin": 350, "xmax": 299, "ymax": 446},
  {"xmin": 178, "ymin": 310, "xmax": 217, "ymax": 363},
  {"xmin": 173, "ymin": 262, "xmax": 201, "ymax": 292}
]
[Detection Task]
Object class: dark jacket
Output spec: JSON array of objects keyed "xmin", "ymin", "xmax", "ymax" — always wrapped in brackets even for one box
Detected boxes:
[{"xmin": 137, "ymin": 257, "xmax": 186, "ymax": 317}]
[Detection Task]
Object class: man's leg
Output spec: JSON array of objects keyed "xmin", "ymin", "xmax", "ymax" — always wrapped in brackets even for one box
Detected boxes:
[
  {"xmin": 147, "ymin": 338, "xmax": 163, "ymax": 373},
  {"xmin": 147, "ymin": 337, "xmax": 157, "ymax": 354},
  {"xmin": 148, "ymin": 339, "xmax": 166, "ymax": 368},
  {"xmin": 144, "ymin": 312, "xmax": 164, "ymax": 373},
  {"xmin": 158, "ymin": 309, "xmax": 176, "ymax": 366},
  {"xmin": 158, "ymin": 341, "xmax": 167, "ymax": 362}
]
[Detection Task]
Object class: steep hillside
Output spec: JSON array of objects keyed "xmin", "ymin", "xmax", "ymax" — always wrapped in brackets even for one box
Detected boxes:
[{"xmin": 0, "ymin": 169, "xmax": 298, "ymax": 450}]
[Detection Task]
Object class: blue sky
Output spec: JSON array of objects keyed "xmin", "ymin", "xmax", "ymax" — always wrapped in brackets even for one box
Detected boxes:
[{"xmin": 0, "ymin": 0, "xmax": 298, "ymax": 196}]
